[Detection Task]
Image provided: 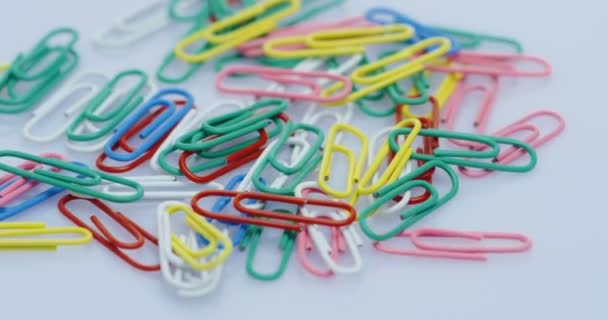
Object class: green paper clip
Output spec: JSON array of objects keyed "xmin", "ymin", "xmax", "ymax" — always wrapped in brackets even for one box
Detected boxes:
[
  {"xmin": 389, "ymin": 128, "xmax": 538, "ymax": 173},
  {"xmin": 0, "ymin": 28, "xmax": 79, "ymax": 114},
  {"xmin": 252, "ymin": 123, "xmax": 324, "ymax": 195},
  {"xmin": 359, "ymin": 160, "xmax": 459, "ymax": 241},
  {"xmin": 67, "ymin": 69, "xmax": 151, "ymax": 143},
  {"xmin": 0, "ymin": 150, "xmax": 143, "ymax": 203},
  {"xmin": 239, "ymin": 210, "xmax": 297, "ymax": 281}
]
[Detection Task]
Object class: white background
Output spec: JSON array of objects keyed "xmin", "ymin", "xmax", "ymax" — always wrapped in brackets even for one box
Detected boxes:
[{"xmin": 0, "ymin": 0, "xmax": 604, "ymax": 319}]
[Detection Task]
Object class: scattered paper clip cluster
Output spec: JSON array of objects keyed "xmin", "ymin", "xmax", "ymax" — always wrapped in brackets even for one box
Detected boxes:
[{"xmin": 0, "ymin": 0, "xmax": 565, "ymax": 297}]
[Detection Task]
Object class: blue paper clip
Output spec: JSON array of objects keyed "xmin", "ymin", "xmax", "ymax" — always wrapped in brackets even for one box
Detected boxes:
[
  {"xmin": 365, "ymin": 7, "xmax": 461, "ymax": 55},
  {"xmin": 196, "ymin": 174, "xmax": 266, "ymax": 247},
  {"xmin": 103, "ymin": 88, "xmax": 194, "ymax": 162},
  {"xmin": 0, "ymin": 178, "xmax": 62, "ymax": 220},
  {"xmin": 0, "ymin": 162, "xmax": 88, "ymax": 220}
]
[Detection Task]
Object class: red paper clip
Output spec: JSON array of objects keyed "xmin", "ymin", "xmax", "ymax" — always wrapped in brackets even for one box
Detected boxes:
[
  {"xmin": 58, "ymin": 194, "xmax": 160, "ymax": 272},
  {"xmin": 191, "ymin": 190, "xmax": 357, "ymax": 232}
]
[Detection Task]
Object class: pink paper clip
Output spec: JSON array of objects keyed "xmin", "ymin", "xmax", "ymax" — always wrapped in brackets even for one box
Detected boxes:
[
  {"xmin": 297, "ymin": 222, "xmax": 345, "ymax": 278},
  {"xmin": 374, "ymin": 228, "xmax": 532, "ymax": 261},
  {"xmin": 294, "ymin": 183, "xmax": 362, "ymax": 276},
  {"xmin": 442, "ymin": 76, "xmax": 500, "ymax": 148},
  {"xmin": 460, "ymin": 110, "xmax": 565, "ymax": 178},
  {"xmin": 216, "ymin": 65, "xmax": 353, "ymax": 103},
  {"xmin": 427, "ymin": 51, "xmax": 552, "ymax": 77},
  {"xmin": 0, "ymin": 153, "xmax": 64, "ymax": 206},
  {"xmin": 237, "ymin": 17, "xmax": 373, "ymax": 57}
]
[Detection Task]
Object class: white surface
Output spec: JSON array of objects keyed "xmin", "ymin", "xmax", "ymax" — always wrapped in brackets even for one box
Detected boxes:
[{"xmin": 0, "ymin": 0, "xmax": 604, "ymax": 319}]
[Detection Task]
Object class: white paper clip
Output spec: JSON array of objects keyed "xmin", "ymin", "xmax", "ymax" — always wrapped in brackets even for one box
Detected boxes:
[
  {"xmin": 295, "ymin": 181, "xmax": 363, "ymax": 275},
  {"xmin": 74, "ymin": 175, "xmax": 223, "ymax": 201},
  {"xmin": 158, "ymin": 201, "xmax": 229, "ymax": 297},
  {"xmin": 23, "ymin": 72, "xmax": 110, "ymax": 143},
  {"xmin": 365, "ymin": 126, "xmax": 414, "ymax": 215},
  {"xmin": 94, "ymin": 0, "xmax": 175, "ymax": 48}
]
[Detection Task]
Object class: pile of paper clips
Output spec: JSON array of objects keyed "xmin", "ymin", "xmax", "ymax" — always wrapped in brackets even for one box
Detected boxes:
[{"xmin": 0, "ymin": 0, "xmax": 565, "ymax": 296}]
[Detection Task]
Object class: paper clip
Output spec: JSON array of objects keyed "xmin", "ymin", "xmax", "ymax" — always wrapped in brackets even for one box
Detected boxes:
[
  {"xmin": 66, "ymin": 70, "xmax": 156, "ymax": 152},
  {"xmin": 158, "ymin": 201, "xmax": 232, "ymax": 271},
  {"xmin": 96, "ymin": 103, "xmax": 180, "ymax": 173},
  {"xmin": 263, "ymin": 25, "xmax": 415, "ymax": 59},
  {"xmin": 295, "ymin": 182, "xmax": 363, "ymax": 276},
  {"xmin": 362, "ymin": 127, "xmax": 414, "ymax": 215},
  {"xmin": 239, "ymin": 209, "xmax": 297, "ymax": 281},
  {"xmin": 358, "ymin": 119, "xmax": 421, "ymax": 196},
  {"xmin": 459, "ymin": 110, "xmax": 565, "ymax": 178},
  {"xmin": 430, "ymin": 26, "xmax": 524, "ymax": 53},
  {"xmin": 251, "ymin": 122, "xmax": 324, "ymax": 195},
  {"xmin": 152, "ymin": 99, "xmax": 245, "ymax": 174},
  {"xmin": 199, "ymin": 174, "xmax": 259, "ymax": 246},
  {"xmin": 237, "ymin": 16, "xmax": 371, "ymax": 57},
  {"xmin": 0, "ymin": 153, "xmax": 66, "ymax": 220},
  {"xmin": 374, "ymin": 228, "xmax": 532, "ymax": 261},
  {"xmin": 23, "ymin": 72, "xmax": 111, "ymax": 143},
  {"xmin": 365, "ymin": 7, "xmax": 461, "ymax": 55},
  {"xmin": 319, "ymin": 124, "xmax": 369, "ymax": 201},
  {"xmin": 178, "ymin": 131, "xmax": 268, "ymax": 184},
  {"xmin": 92, "ymin": 175, "xmax": 222, "ymax": 201},
  {"xmin": 103, "ymin": 89, "xmax": 194, "ymax": 162},
  {"xmin": 0, "ymin": 159, "xmax": 47, "ymax": 207},
  {"xmin": 324, "ymin": 37, "xmax": 451, "ymax": 106},
  {"xmin": 399, "ymin": 70, "xmax": 463, "ymax": 119},
  {"xmin": 302, "ymin": 104, "xmax": 354, "ymax": 131},
  {"xmin": 428, "ymin": 51, "xmax": 553, "ymax": 77},
  {"xmin": 58, "ymin": 195, "xmax": 159, "ymax": 271},
  {"xmin": 0, "ymin": 28, "xmax": 79, "ymax": 114},
  {"xmin": 176, "ymin": 125, "xmax": 273, "ymax": 183},
  {"xmin": 94, "ymin": 0, "xmax": 174, "ymax": 47},
  {"xmin": 159, "ymin": 230, "xmax": 224, "ymax": 297},
  {"xmin": 191, "ymin": 190, "xmax": 356, "ymax": 231},
  {"xmin": 392, "ymin": 111, "xmax": 439, "ymax": 206},
  {"xmin": 388, "ymin": 128, "xmax": 538, "ymax": 174},
  {"xmin": 359, "ymin": 160, "xmax": 459, "ymax": 241},
  {"xmin": 216, "ymin": 65, "xmax": 353, "ymax": 103},
  {"xmin": 0, "ymin": 150, "xmax": 144, "ymax": 203},
  {"xmin": 174, "ymin": 0, "xmax": 301, "ymax": 63},
  {"xmin": 172, "ymin": 101, "xmax": 288, "ymax": 183},
  {"xmin": 256, "ymin": 122, "xmax": 322, "ymax": 176},
  {"xmin": 442, "ymin": 76, "xmax": 500, "ymax": 147},
  {"xmin": 170, "ymin": 0, "xmax": 211, "ymax": 22},
  {"xmin": 190, "ymin": 98, "xmax": 287, "ymax": 137},
  {"xmin": 0, "ymin": 222, "xmax": 92, "ymax": 250}
]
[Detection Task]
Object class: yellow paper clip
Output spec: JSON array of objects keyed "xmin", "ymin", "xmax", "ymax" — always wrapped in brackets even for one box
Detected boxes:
[
  {"xmin": 0, "ymin": 222, "xmax": 92, "ymax": 250},
  {"xmin": 162, "ymin": 203, "xmax": 232, "ymax": 271},
  {"xmin": 174, "ymin": 0, "xmax": 301, "ymax": 63},
  {"xmin": 323, "ymin": 37, "xmax": 451, "ymax": 106},
  {"xmin": 319, "ymin": 124, "xmax": 369, "ymax": 203},
  {"xmin": 400, "ymin": 67, "xmax": 463, "ymax": 119},
  {"xmin": 358, "ymin": 118, "xmax": 422, "ymax": 196},
  {"xmin": 263, "ymin": 24, "xmax": 415, "ymax": 59}
]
